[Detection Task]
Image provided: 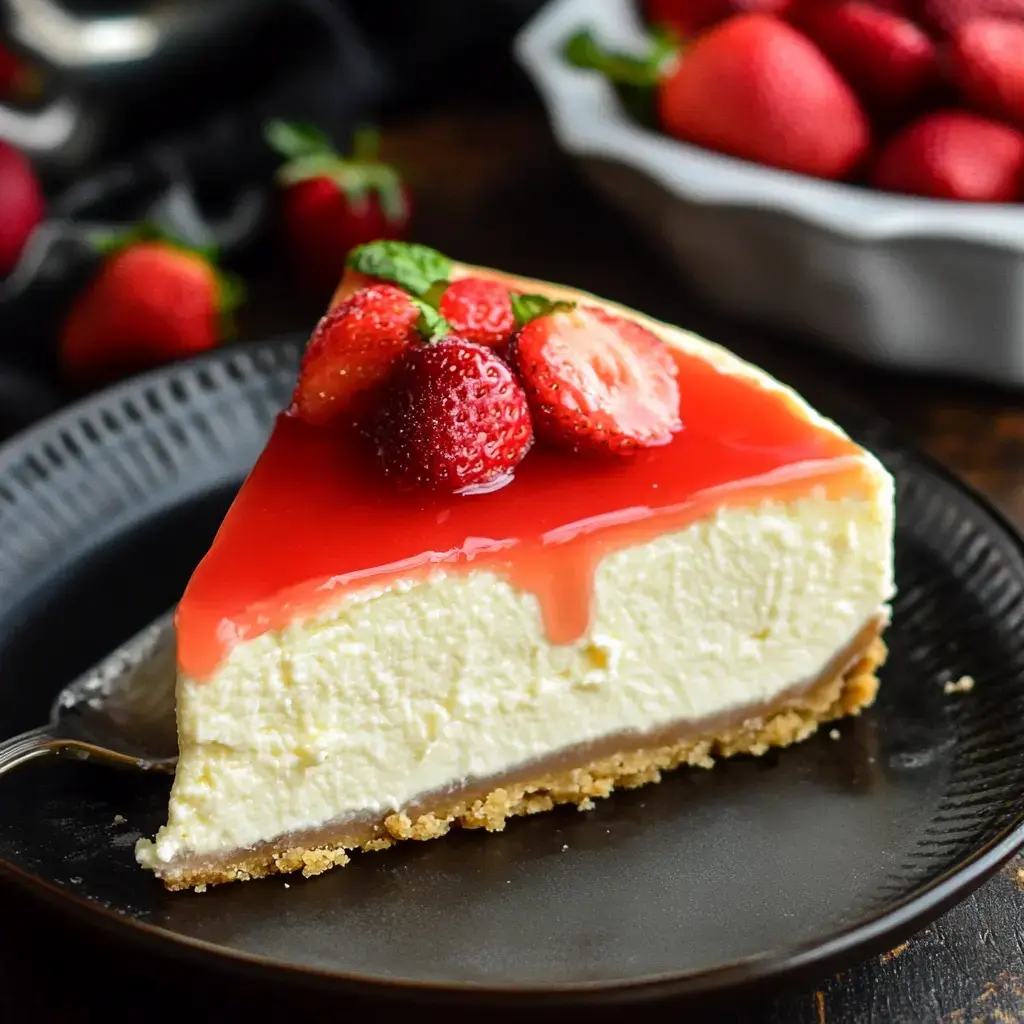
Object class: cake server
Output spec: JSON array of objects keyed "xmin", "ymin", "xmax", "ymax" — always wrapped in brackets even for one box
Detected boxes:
[{"xmin": 0, "ymin": 610, "xmax": 177, "ymax": 777}]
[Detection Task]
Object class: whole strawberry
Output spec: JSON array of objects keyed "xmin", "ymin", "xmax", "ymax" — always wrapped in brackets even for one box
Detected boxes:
[
  {"xmin": 60, "ymin": 238, "xmax": 243, "ymax": 384},
  {"xmin": 915, "ymin": 0, "xmax": 1024, "ymax": 37},
  {"xmin": 437, "ymin": 277, "xmax": 516, "ymax": 348},
  {"xmin": 0, "ymin": 140, "xmax": 43, "ymax": 277},
  {"xmin": 644, "ymin": 0, "xmax": 791, "ymax": 37},
  {"xmin": 511, "ymin": 306, "xmax": 681, "ymax": 455},
  {"xmin": 266, "ymin": 120, "xmax": 412, "ymax": 298},
  {"xmin": 291, "ymin": 282, "xmax": 422, "ymax": 426},
  {"xmin": 791, "ymin": 1, "xmax": 938, "ymax": 120},
  {"xmin": 566, "ymin": 15, "xmax": 870, "ymax": 180},
  {"xmin": 871, "ymin": 109, "xmax": 1024, "ymax": 200},
  {"xmin": 375, "ymin": 337, "xmax": 534, "ymax": 493},
  {"xmin": 950, "ymin": 18, "xmax": 1024, "ymax": 125}
]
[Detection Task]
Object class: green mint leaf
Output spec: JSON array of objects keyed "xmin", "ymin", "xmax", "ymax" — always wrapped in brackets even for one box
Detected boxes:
[
  {"xmin": 264, "ymin": 119, "xmax": 336, "ymax": 161},
  {"xmin": 562, "ymin": 27, "xmax": 677, "ymax": 87},
  {"xmin": 411, "ymin": 297, "xmax": 451, "ymax": 342},
  {"xmin": 347, "ymin": 241, "xmax": 452, "ymax": 299},
  {"xmin": 511, "ymin": 293, "xmax": 576, "ymax": 327},
  {"xmin": 422, "ymin": 279, "xmax": 448, "ymax": 309}
]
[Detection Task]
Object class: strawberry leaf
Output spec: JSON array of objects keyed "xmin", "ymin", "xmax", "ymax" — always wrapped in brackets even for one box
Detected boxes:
[
  {"xmin": 511, "ymin": 293, "xmax": 576, "ymax": 327},
  {"xmin": 562, "ymin": 27, "xmax": 679, "ymax": 87},
  {"xmin": 264, "ymin": 119, "xmax": 336, "ymax": 161},
  {"xmin": 216, "ymin": 270, "xmax": 247, "ymax": 341},
  {"xmin": 87, "ymin": 222, "xmax": 219, "ymax": 264},
  {"xmin": 347, "ymin": 241, "xmax": 452, "ymax": 299},
  {"xmin": 411, "ymin": 297, "xmax": 452, "ymax": 343}
]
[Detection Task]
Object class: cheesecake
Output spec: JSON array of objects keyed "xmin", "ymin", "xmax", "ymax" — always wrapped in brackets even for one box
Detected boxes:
[{"xmin": 136, "ymin": 242, "xmax": 895, "ymax": 891}]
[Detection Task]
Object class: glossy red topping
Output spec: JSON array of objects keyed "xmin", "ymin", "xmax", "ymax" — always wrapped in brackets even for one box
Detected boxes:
[{"xmin": 176, "ymin": 345, "xmax": 864, "ymax": 681}]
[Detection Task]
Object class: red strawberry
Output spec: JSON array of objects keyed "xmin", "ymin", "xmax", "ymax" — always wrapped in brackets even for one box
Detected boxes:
[
  {"xmin": 567, "ymin": 16, "xmax": 869, "ymax": 180},
  {"xmin": 0, "ymin": 140, "xmax": 43, "ymax": 277},
  {"xmin": 644, "ymin": 0, "xmax": 791, "ymax": 37},
  {"xmin": 871, "ymin": 109, "xmax": 1024, "ymax": 199},
  {"xmin": 291, "ymin": 283, "xmax": 422, "ymax": 426},
  {"xmin": 375, "ymin": 337, "xmax": 534, "ymax": 492},
  {"xmin": 266, "ymin": 121, "xmax": 412, "ymax": 298},
  {"xmin": 791, "ymin": 2, "xmax": 938, "ymax": 119},
  {"xmin": 915, "ymin": 0, "xmax": 1024, "ymax": 37},
  {"xmin": 437, "ymin": 277, "xmax": 516, "ymax": 348},
  {"xmin": 950, "ymin": 18, "xmax": 1024, "ymax": 125},
  {"xmin": 659, "ymin": 15, "xmax": 870, "ymax": 179},
  {"xmin": 60, "ymin": 240, "xmax": 242, "ymax": 384},
  {"xmin": 510, "ymin": 306, "xmax": 681, "ymax": 455}
]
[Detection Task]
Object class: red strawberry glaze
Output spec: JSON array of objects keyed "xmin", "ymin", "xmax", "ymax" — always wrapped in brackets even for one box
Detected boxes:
[{"xmin": 176, "ymin": 348, "xmax": 866, "ymax": 681}]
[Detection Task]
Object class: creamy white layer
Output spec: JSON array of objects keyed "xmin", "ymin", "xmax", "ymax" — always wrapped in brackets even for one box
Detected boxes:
[{"xmin": 136, "ymin": 484, "xmax": 894, "ymax": 872}]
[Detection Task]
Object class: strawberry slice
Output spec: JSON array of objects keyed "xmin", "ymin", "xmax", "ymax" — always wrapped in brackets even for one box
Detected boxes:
[
  {"xmin": 437, "ymin": 277, "xmax": 516, "ymax": 348},
  {"xmin": 510, "ymin": 306, "xmax": 681, "ymax": 455},
  {"xmin": 291, "ymin": 283, "xmax": 421, "ymax": 426},
  {"xmin": 375, "ymin": 336, "xmax": 534, "ymax": 492}
]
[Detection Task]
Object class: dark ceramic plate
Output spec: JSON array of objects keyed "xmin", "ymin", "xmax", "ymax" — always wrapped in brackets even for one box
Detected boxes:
[{"xmin": 1, "ymin": 337, "xmax": 1024, "ymax": 1006}]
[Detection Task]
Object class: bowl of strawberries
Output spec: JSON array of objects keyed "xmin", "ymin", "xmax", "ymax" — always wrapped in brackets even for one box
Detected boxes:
[{"xmin": 516, "ymin": 0, "xmax": 1024, "ymax": 386}]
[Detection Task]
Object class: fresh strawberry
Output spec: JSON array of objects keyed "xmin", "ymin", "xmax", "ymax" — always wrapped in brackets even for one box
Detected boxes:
[
  {"xmin": 437, "ymin": 277, "xmax": 516, "ymax": 349},
  {"xmin": 644, "ymin": 0, "xmax": 791, "ymax": 37},
  {"xmin": 915, "ymin": 0, "xmax": 1024, "ymax": 37},
  {"xmin": 375, "ymin": 337, "xmax": 534, "ymax": 492},
  {"xmin": 510, "ymin": 306, "xmax": 681, "ymax": 455},
  {"xmin": 291, "ymin": 283, "xmax": 422, "ymax": 426},
  {"xmin": 0, "ymin": 140, "xmax": 43, "ymax": 277},
  {"xmin": 566, "ymin": 15, "xmax": 870, "ymax": 180},
  {"xmin": 950, "ymin": 18, "xmax": 1024, "ymax": 125},
  {"xmin": 266, "ymin": 121, "xmax": 412, "ymax": 298},
  {"xmin": 871, "ymin": 109, "xmax": 1024, "ymax": 199},
  {"xmin": 60, "ymin": 239, "xmax": 242, "ymax": 384},
  {"xmin": 791, "ymin": 1, "xmax": 938, "ymax": 120}
]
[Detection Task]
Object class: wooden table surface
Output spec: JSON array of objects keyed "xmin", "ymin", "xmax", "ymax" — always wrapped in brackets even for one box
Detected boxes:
[{"xmin": 4, "ymin": 101, "xmax": 1024, "ymax": 1023}]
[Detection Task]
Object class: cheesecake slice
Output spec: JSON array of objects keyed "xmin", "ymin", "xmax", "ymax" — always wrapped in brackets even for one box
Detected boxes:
[{"xmin": 136, "ymin": 243, "xmax": 895, "ymax": 891}]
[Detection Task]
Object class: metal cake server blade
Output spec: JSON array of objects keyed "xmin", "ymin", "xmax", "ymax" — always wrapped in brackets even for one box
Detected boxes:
[{"xmin": 0, "ymin": 611, "xmax": 178, "ymax": 777}]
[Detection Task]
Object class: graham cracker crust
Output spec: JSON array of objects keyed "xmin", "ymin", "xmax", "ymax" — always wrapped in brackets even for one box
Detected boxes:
[{"xmin": 154, "ymin": 630, "xmax": 886, "ymax": 892}]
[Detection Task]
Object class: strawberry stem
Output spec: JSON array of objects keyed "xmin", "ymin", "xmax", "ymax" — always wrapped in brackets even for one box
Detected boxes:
[
  {"xmin": 264, "ymin": 119, "xmax": 335, "ymax": 161},
  {"xmin": 562, "ymin": 26, "xmax": 679, "ymax": 87},
  {"xmin": 87, "ymin": 222, "xmax": 219, "ymax": 264},
  {"xmin": 511, "ymin": 293, "xmax": 576, "ymax": 328},
  {"xmin": 266, "ymin": 119, "xmax": 408, "ymax": 226}
]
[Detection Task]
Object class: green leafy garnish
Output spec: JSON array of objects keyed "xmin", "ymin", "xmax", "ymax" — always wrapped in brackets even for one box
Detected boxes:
[
  {"xmin": 347, "ymin": 241, "xmax": 453, "ymax": 300},
  {"xmin": 411, "ymin": 297, "xmax": 452, "ymax": 343},
  {"xmin": 562, "ymin": 26, "xmax": 679, "ymax": 87},
  {"xmin": 511, "ymin": 293, "xmax": 576, "ymax": 327}
]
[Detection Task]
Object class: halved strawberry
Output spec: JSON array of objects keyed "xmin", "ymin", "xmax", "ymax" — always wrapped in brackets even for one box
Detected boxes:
[
  {"xmin": 510, "ymin": 306, "xmax": 681, "ymax": 455},
  {"xmin": 291, "ymin": 282, "xmax": 421, "ymax": 426},
  {"xmin": 375, "ymin": 336, "xmax": 534, "ymax": 492},
  {"xmin": 437, "ymin": 277, "xmax": 516, "ymax": 348}
]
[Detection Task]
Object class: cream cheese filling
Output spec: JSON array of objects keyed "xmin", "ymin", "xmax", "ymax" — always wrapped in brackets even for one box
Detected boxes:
[{"xmin": 137, "ymin": 485, "xmax": 895, "ymax": 870}]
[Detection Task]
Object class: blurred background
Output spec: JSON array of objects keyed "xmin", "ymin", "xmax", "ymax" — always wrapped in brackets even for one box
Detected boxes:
[
  {"xmin": 0, "ymin": 0, "xmax": 554, "ymax": 437},
  {"xmin": 5, "ymin": 0, "xmax": 1024, "ymax": 443}
]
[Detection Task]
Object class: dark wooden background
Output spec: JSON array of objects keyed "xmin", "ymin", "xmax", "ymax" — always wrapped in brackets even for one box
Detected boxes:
[{"xmin": 4, "ymin": 98, "xmax": 1024, "ymax": 1023}]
